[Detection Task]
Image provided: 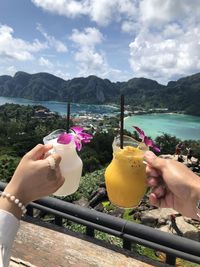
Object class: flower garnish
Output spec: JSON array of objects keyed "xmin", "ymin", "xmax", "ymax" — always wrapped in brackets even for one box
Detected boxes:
[
  {"xmin": 57, "ymin": 126, "xmax": 93, "ymax": 151},
  {"xmin": 133, "ymin": 126, "xmax": 160, "ymax": 153}
]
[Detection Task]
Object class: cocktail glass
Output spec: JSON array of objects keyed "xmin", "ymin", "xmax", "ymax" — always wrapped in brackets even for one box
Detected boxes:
[
  {"xmin": 43, "ymin": 129, "xmax": 83, "ymax": 196},
  {"xmin": 105, "ymin": 135, "xmax": 148, "ymax": 208}
]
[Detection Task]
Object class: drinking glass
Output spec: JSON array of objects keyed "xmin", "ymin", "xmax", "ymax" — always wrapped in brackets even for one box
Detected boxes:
[
  {"xmin": 43, "ymin": 129, "xmax": 83, "ymax": 196},
  {"xmin": 104, "ymin": 135, "xmax": 148, "ymax": 208}
]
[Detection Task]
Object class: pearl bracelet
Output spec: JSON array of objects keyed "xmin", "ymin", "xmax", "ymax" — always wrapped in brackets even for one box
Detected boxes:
[{"xmin": 0, "ymin": 191, "xmax": 27, "ymax": 215}]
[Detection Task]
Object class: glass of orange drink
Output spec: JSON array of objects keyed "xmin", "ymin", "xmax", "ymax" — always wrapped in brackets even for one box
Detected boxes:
[{"xmin": 105, "ymin": 135, "xmax": 148, "ymax": 208}]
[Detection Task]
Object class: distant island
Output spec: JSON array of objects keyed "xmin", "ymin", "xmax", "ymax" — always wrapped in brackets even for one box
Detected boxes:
[{"xmin": 0, "ymin": 71, "xmax": 199, "ymax": 116}]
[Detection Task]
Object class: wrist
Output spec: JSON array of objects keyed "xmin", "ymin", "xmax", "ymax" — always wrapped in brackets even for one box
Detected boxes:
[
  {"xmin": 5, "ymin": 182, "xmax": 30, "ymax": 206},
  {"xmin": 0, "ymin": 192, "xmax": 25, "ymax": 219}
]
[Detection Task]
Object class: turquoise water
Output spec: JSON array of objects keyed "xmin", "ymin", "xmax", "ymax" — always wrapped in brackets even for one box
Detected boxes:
[
  {"xmin": 0, "ymin": 96, "xmax": 118, "ymax": 115},
  {"xmin": 0, "ymin": 96, "xmax": 199, "ymax": 140},
  {"xmin": 124, "ymin": 113, "xmax": 200, "ymax": 141}
]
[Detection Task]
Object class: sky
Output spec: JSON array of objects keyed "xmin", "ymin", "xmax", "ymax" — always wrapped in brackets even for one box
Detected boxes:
[{"xmin": 0, "ymin": 0, "xmax": 200, "ymax": 85}]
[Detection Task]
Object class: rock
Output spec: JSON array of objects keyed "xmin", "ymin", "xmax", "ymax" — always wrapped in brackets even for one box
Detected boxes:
[
  {"xmin": 93, "ymin": 203, "xmax": 104, "ymax": 212},
  {"xmin": 73, "ymin": 196, "xmax": 89, "ymax": 207},
  {"xmin": 159, "ymin": 154, "xmax": 175, "ymax": 160},
  {"xmin": 175, "ymin": 217, "xmax": 200, "ymax": 241},
  {"xmin": 140, "ymin": 208, "xmax": 178, "ymax": 226},
  {"xmin": 159, "ymin": 225, "xmax": 173, "ymax": 234},
  {"xmin": 140, "ymin": 216, "xmax": 158, "ymax": 227},
  {"xmin": 110, "ymin": 207, "xmax": 124, "ymax": 218},
  {"xmin": 159, "ymin": 217, "xmax": 200, "ymax": 242}
]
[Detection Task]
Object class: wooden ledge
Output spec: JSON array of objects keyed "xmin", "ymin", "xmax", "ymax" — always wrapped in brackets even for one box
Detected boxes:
[{"xmin": 10, "ymin": 217, "xmax": 169, "ymax": 267}]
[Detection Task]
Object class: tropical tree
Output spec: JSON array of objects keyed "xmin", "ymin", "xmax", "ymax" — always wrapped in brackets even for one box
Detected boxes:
[{"xmin": 155, "ymin": 134, "xmax": 180, "ymax": 155}]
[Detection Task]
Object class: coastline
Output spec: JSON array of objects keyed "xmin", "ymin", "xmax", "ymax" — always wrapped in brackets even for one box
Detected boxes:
[{"xmin": 0, "ymin": 96, "xmax": 199, "ymax": 118}]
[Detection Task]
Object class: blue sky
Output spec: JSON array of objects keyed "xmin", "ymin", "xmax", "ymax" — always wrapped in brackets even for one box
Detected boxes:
[{"xmin": 0, "ymin": 0, "xmax": 200, "ymax": 84}]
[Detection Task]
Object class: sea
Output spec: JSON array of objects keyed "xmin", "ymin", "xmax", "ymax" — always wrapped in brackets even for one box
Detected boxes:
[
  {"xmin": 0, "ymin": 96, "xmax": 200, "ymax": 141},
  {"xmin": 0, "ymin": 96, "xmax": 119, "ymax": 116},
  {"xmin": 124, "ymin": 113, "xmax": 200, "ymax": 141}
]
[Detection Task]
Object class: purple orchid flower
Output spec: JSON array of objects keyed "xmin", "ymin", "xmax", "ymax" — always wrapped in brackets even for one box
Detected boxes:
[
  {"xmin": 57, "ymin": 127, "xmax": 92, "ymax": 151},
  {"xmin": 133, "ymin": 126, "xmax": 160, "ymax": 153},
  {"xmin": 57, "ymin": 126, "xmax": 93, "ymax": 151}
]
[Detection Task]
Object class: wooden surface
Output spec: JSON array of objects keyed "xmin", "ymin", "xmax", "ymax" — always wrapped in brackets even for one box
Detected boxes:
[{"xmin": 10, "ymin": 218, "xmax": 169, "ymax": 267}]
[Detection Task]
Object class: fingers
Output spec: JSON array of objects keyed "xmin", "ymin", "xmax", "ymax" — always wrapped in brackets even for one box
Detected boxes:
[
  {"xmin": 46, "ymin": 154, "xmax": 61, "ymax": 170},
  {"xmin": 45, "ymin": 154, "xmax": 63, "ymax": 192},
  {"xmin": 144, "ymin": 151, "xmax": 166, "ymax": 170},
  {"xmin": 151, "ymin": 184, "xmax": 166, "ymax": 198},
  {"xmin": 26, "ymin": 144, "xmax": 53, "ymax": 160},
  {"xmin": 146, "ymin": 164, "xmax": 160, "ymax": 177},
  {"xmin": 147, "ymin": 173, "xmax": 168, "ymax": 209},
  {"xmin": 149, "ymin": 193, "xmax": 167, "ymax": 208},
  {"xmin": 145, "ymin": 152, "xmax": 168, "ymax": 208},
  {"xmin": 147, "ymin": 176, "xmax": 159, "ymax": 187}
]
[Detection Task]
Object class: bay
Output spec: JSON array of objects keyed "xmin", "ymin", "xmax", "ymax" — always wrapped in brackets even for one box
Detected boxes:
[
  {"xmin": 0, "ymin": 96, "xmax": 199, "ymax": 140},
  {"xmin": 0, "ymin": 96, "xmax": 118, "ymax": 116},
  {"xmin": 124, "ymin": 113, "xmax": 200, "ymax": 141}
]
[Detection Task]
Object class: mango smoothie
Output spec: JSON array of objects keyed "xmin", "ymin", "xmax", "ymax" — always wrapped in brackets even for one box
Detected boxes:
[{"xmin": 105, "ymin": 136, "xmax": 147, "ymax": 208}]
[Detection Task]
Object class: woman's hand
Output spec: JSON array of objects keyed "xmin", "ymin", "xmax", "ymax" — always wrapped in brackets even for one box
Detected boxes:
[
  {"xmin": 5, "ymin": 144, "xmax": 65, "ymax": 206},
  {"xmin": 144, "ymin": 151, "xmax": 200, "ymax": 219}
]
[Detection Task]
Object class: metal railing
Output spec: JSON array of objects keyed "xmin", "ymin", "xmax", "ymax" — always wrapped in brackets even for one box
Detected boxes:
[{"xmin": 0, "ymin": 181, "xmax": 199, "ymax": 265}]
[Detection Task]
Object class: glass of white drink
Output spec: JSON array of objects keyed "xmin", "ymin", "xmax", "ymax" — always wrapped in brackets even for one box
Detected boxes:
[{"xmin": 43, "ymin": 129, "xmax": 83, "ymax": 196}]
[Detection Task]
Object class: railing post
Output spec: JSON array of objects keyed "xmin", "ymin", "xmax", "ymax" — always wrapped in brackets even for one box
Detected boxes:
[
  {"xmin": 26, "ymin": 206, "xmax": 34, "ymax": 217},
  {"xmin": 55, "ymin": 216, "xmax": 63, "ymax": 226},
  {"xmin": 123, "ymin": 238, "xmax": 132, "ymax": 250},
  {"xmin": 165, "ymin": 254, "xmax": 176, "ymax": 265},
  {"xmin": 86, "ymin": 226, "xmax": 95, "ymax": 237}
]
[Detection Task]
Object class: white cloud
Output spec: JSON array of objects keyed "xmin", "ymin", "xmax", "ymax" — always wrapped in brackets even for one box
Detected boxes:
[
  {"xmin": 88, "ymin": 0, "xmax": 136, "ymax": 26},
  {"xmin": 129, "ymin": 26, "xmax": 200, "ymax": 84},
  {"xmin": 139, "ymin": 0, "xmax": 200, "ymax": 25},
  {"xmin": 5, "ymin": 66, "xmax": 17, "ymax": 76},
  {"xmin": 69, "ymin": 27, "xmax": 123, "ymax": 80},
  {"xmin": 0, "ymin": 24, "xmax": 46, "ymax": 61},
  {"xmin": 53, "ymin": 69, "xmax": 71, "ymax": 81},
  {"xmin": 70, "ymin": 27, "xmax": 103, "ymax": 48},
  {"xmin": 32, "ymin": 0, "xmax": 88, "ymax": 17},
  {"xmin": 37, "ymin": 24, "xmax": 68, "ymax": 52},
  {"xmin": 9, "ymin": 0, "xmax": 198, "ymax": 83},
  {"xmin": 121, "ymin": 20, "xmax": 139, "ymax": 34},
  {"xmin": 127, "ymin": 0, "xmax": 200, "ymax": 83},
  {"xmin": 70, "ymin": 27, "xmax": 106, "ymax": 76},
  {"xmin": 32, "ymin": 0, "xmax": 136, "ymax": 26},
  {"xmin": 39, "ymin": 56, "xmax": 53, "ymax": 67}
]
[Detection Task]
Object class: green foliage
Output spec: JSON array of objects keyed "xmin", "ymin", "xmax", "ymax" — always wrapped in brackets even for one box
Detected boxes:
[
  {"xmin": 183, "ymin": 140, "xmax": 200, "ymax": 159},
  {"xmin": 62, "ymin": 169, "xmax": 105, "ymax": 202},
  {"xmin": 94, "ymin": 230, "xmax": 123, "ymax": 247},
  {"xmin": 0, "ymin": 155, "xmax": 20, "ymax": 182},
  {"xmin": 155, "ymin": 134, "xmax": 200, "ymax": 159},
  {"xmin": 64, "ymin": 222, "xmax": 86, "ymax": 234},
  {"xmin": 155, "ymin": 134, "xmax": 181, "ymax": 155},
  {"xmin": 136, "ymin": 245, "xmax": 159, "ymax": 261},
  {"xmin": 0, "ymin": 103, "xmax": 72, "ymax": 156},
  {"xmin": 80, "ymin": 130, "xmax": 115, "ymax": 174},
  {"xmin": 122, "ymin": 209, "xmax": 136, "ymax": 222}
]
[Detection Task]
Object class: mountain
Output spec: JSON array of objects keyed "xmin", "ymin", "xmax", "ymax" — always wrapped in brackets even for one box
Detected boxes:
[{"xmin": 0, "ymin": 71, "xmax": 199, "ymax": 115}]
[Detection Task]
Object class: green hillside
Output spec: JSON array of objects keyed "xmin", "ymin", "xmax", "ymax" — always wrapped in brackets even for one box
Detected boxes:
[{"xmin": 0, "ymin": 71, "xmax": 199, "ymax": 115}]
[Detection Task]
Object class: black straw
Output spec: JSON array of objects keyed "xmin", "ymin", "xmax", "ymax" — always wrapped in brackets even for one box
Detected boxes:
[
  {"xmin": 66, "ymin": 103, "xmax": 70, "ymax": 133},
  {"xmin": 120, "ymin": 95, "xmax": 124, "ymax": 149}
]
